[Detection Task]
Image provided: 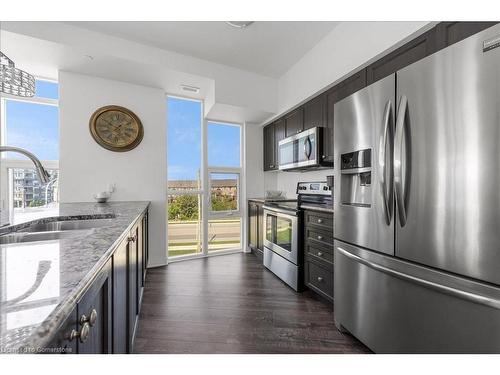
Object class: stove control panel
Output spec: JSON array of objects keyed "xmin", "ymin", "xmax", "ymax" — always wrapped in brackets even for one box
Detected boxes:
[{"xmin": 296, "ymin": 181, "xmax": 332, "ymax": 195}]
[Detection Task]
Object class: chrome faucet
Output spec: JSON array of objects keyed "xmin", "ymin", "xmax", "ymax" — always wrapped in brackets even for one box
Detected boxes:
[{"xmin": 0, "ymin": 146, "xmax": 51, "ymax": 184}]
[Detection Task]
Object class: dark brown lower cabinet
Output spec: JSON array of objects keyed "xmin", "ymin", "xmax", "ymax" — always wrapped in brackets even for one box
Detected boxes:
[
  {"xmin": 77, "ymin": 261, "xmax": 112, "ymax": 354},
  {"xmin": 303, "ymin": 209, "xmax": 334, "ymax": 303},
  {"xmin": 128, "ymin": 222, "xmax": 139, "ymax": 350},
  {"xmin": 248, "ymin": 200, "xmax": 264, "ymax": 260},
  {"xmin": 112, "ymin": 239, "xmax": 128, "ymax": 354},
  {"xmin": 46, "ymin": 212, "xmax": 148, "ymax": 354}
]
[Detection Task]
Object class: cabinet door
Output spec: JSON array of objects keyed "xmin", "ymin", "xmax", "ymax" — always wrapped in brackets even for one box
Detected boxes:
[
  {"xmin": 274, "ymin": 118, "xmax": 286, "ymax": 166},
  {"xmin": 136, "ymin": 220, "xmax": 144, "ymax": 305},
  {"xmin": 45, "ymin": 306, "xmax": 78, "ymax": 354},
  {"xmin": 141, "ymin": 215, "xmax": 147, "ymax": 285},
  {"xmin": 143, "ymin": 212, "xmax": 149, "ymax": 278},
  {"xmin": 303, "ymin": 94, "xmax": 326, "ymax": 130},
  {"xmin": 127, "ymin": 228, "xmax": 138, "ymax": 350},
  {"xmin": 77, "ymin": 261, "xmax": 112, "ymax": 354},
  {"xmin": 435, "ymin": 22, "xmax": 497, "ymax": 49},
  {"xmin": 263, "ymin": 124, "xmax": 276, "ymax": 171},
  {"xmin": 325, "ymin": 70, "xmax": 367, "ymax": 162},
  {"xmin": 256, "ymin": 202, "xmax": 264, "ymax": 251},
  {"xmin": 366, "ymin": 28, "xmax": 437, "ymax": 85},
  {"xmin": 285, "ymin": 108, "xmax": 304, "ymax": 137},
  {"xmin": 112, "ymin": 238, "xmax": 128, "ymax": 353},
  {"xmin": 248, "ymin": 202, "xmax": 258, "ymax": 249}
]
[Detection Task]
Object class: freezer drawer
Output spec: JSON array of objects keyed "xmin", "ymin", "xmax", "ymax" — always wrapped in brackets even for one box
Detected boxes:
[{"xmin": 334, "ymin": 240, "xmax": 500, "ymax": 353}]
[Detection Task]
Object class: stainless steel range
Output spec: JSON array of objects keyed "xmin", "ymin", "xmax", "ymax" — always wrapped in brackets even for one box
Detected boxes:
[{"xmin": 263, "ymin": 181, "xmax": 332, "ymax": 291}]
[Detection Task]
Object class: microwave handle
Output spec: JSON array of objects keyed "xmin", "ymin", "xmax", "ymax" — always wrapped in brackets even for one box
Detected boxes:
[{"xmin": 303, "ymin": 136, "xmax": 312, "ymax": 159}]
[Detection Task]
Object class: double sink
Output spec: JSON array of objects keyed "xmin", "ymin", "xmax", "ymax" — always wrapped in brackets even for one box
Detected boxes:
[{"xmin": 0, "ymin": 218, "xmax": 115, "ymax": 245}]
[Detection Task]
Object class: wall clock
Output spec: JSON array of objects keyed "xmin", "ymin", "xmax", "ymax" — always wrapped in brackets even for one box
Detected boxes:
[{"xmin": 89, "ymin": 105, "xmax": 144, "ymax": 152}]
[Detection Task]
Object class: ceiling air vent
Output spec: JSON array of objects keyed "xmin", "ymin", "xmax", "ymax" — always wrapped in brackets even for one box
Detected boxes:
[{"xmin": 180, "ymin": 84, "xmax": 200, "ymax": 94}]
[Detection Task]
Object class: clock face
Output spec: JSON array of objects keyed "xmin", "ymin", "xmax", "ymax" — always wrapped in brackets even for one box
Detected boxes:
[{"xmin": 90, "ymin": 106, "xmax": 143, "ymax": 151}]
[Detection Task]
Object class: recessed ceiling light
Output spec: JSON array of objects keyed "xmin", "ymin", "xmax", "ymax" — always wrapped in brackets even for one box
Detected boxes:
[
  {"xmin": 180, "ymin": 84, "xmax": 200, "ymax": 94},
  {"xmin": 225, "ymin": 21, "xmax": 254, "ymax": 29}
]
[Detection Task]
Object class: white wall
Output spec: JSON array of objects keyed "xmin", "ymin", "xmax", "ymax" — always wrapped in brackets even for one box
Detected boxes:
[
  {"xmin": 59, "ymin": 71, "xmax": 167, "ymax": 267},
  {"xmin": 277, "ymin": 21, "xmax": 431, "ymax": 115},
  {"xmin": 244, "ymin": 123, "xmax": 265, "ymax": 199}
]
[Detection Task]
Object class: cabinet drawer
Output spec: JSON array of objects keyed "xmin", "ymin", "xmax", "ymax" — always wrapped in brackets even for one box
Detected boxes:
[
  {"xmin": 305, "ymin": 227, "xmax": 333, "ymax": 248},
  {"xmin": 306, "ymin": 242, "xmax": 333, "ymax": 264},
  {"xmin": 305, "ymin": 210, "xmax": 333, "ymax": 232},
  {"xmin": 305, "ymin": 259, "xmax": 333, "ymax": 301}
]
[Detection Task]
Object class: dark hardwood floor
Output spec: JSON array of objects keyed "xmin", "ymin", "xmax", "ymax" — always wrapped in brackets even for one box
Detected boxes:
[{"xmin": 134, "ymin": 253, "xmax": 370, "ymax": 354}]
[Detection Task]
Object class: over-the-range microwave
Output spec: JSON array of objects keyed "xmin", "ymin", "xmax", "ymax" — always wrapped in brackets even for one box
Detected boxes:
[{"xmin": 278, "ymin": 127, "xmax": 333, "ymax": 171}]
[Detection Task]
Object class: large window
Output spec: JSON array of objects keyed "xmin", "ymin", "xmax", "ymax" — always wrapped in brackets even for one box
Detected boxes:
[
  {"xmin": 206, "ymin": 121, "xmax": 241, "ymax": 253},
  {"xmin": 1, "ymin": 79, "xmax": 59, "ymax": 225},
  {"xmin": 166, "ymin": 97, "xmax": 242, "ymax": 259},
  {"xmin": 167, "ymin": 97, "xmax": 203, "ymax": 257}
]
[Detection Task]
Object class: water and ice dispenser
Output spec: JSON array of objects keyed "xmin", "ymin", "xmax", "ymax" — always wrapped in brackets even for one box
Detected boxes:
[{"xmin": 340, "ymin": 149, "xmax": 372, "ymax": 208}]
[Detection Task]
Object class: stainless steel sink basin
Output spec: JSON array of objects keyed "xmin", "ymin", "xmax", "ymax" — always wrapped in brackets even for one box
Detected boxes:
[
  {"xmin": 18, "ymin": 219, "xmax": 115, "ymax": 233},
  {"xmin": 0, "ymin": 229, "xmax": 92, "ymax": 245}
]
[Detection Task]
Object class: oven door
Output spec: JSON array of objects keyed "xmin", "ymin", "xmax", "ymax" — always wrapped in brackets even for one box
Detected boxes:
[
  {"xmin": 263, "ymin": 208, "xmax": 299, "ymax": 264},
  {"xmin": 278, "ymin": 127, "xmax": 320, "ymax": 170}
]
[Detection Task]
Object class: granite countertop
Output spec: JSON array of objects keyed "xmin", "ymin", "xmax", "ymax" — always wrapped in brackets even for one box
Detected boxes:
[{"xmin": 0, "ymin": 201, "xmax": 150, "ymax": 353}]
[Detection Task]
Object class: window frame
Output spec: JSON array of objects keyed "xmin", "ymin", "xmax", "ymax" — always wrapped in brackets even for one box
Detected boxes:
[
  {"xmin": 0, "ymin": 78, "xmax": 59, "ymax": 224},
  {"xmin": 166, "ymin": 95, "xmax": 244, "ymax": 261}
]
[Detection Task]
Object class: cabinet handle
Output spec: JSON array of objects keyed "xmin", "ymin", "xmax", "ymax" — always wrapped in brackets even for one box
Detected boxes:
[
  {"xmin": 80, "ymin": 309, "xmax": 98, "ymax": 327},
  {"xmin": 69, "ymin": 322, "xmax": 90, "ymax": 343},
  {"xmin": 317, "ymin": 218, "xmax": 323, "ymax": 224},
  {"xmin": 317, "ymin": 252, "xmax": 323, "ymax": 257},
  {"xmin": 317, "ymin": 235, "xmax": 323, "ymax": 241},
  {"xmin": 317, "ymin": 276, "xmax": 324, "ymax": 282}
]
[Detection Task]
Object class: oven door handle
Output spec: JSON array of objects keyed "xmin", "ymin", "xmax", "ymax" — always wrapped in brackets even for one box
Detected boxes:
[{"xmin": 263, "ymin": 206, "xmax": 298, "ymax": 217}]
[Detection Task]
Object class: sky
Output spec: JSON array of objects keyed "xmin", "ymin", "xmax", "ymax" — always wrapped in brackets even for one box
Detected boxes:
[
  {"xmin": 4, "ymin": 80, "xmax": 59, "ymax": 160},
  {"xmin": 167, "ymin": 97, "xmax": 240, "ymax": 181}
]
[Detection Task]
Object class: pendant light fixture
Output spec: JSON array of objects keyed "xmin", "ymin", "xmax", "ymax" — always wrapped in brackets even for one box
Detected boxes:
[{"xmin": 0, "ymin": 51, "xmax": 35, "ymax": 97}]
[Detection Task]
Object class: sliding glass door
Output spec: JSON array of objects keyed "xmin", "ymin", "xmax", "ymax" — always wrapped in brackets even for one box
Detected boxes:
[{"xmin": 166, "ymin": 97, "xmax": 242, "ymax": 260}]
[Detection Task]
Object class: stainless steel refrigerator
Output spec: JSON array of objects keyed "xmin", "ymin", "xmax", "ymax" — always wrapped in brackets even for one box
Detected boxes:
[{"xmin": 333, "ymin": 24, "xmax": 500, "ymax": 353}]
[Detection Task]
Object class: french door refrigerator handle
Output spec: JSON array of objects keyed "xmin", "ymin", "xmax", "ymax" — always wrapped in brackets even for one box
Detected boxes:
[
  {"xmin": 394, "ymin": 95, "xmax": 409, "ymax": 227},
  {"xmin": 379, "ymin": 100, "xmax": 394, "ymax": 225},
  {"xmin": 336, "ymin": 246, "xmax": 500, "ymax": 310}
]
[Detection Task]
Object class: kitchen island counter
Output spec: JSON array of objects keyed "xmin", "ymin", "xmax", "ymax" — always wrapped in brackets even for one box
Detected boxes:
[{"xmin": 0, "ymin": 201, "xmax": 149, "ymax": 353}]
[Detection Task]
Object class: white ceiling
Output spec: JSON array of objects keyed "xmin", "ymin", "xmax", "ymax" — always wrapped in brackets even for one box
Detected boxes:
[{"xmin": 67, "ymin": 21, "xmax": 339, "ymax": 78}]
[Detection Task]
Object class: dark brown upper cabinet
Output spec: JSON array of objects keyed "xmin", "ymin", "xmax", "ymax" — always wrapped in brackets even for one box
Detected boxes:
[
  {"xmin": 366, "ymin": 28, "xmax": 438, "ymax": 85},
  {"xmin": 285, "ymin": 108, "xmax": 304, "ymax": 137},
  {"xmin": 435, "ymin": 22, "xmax": 498, "ymax": 49},
  {"xmin": 262, "ymin": 22, "xmax": 495, "ymax": 172},
  {"xmin": 263, "ymin": 123, "xmax": 276, "ymax": 171},
  {"xmin": 274, "ymin": 118, "xmax": 286, "ymax": 146},
  {"xmin": 303, "ymin": 94, "xmax": 326, "ymax": 130}
]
